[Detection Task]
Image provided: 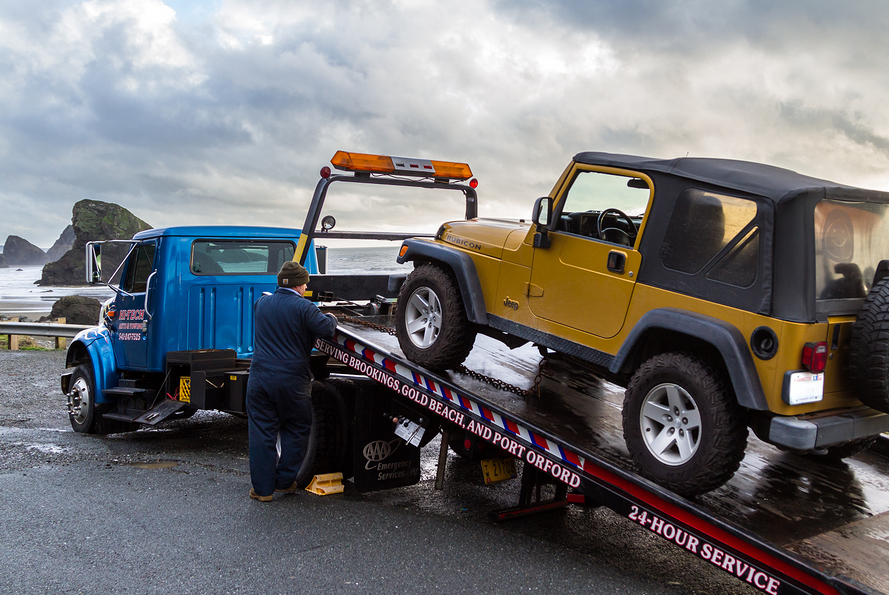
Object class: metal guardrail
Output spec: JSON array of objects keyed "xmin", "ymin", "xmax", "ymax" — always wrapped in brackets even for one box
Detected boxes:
[{"xmin": 0, "ymin": 321, "xmax": 92, "ymax": 350}]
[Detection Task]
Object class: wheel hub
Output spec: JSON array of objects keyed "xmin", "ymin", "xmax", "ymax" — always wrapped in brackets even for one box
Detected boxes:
[
  {"xmin": 639, "ymin": 383, "xmax": 702, "ymax": 466},
  {"xmin": 67, "ymin": 378, "xmax": 89, "ymax": 424},
  {"xmin": 404, "ymin": 286, "xmax": 443, "ymax": 349}
]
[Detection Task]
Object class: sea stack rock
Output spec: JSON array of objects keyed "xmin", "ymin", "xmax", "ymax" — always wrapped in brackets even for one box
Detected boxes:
[
  {"xmin": 38, "ymin": 200, "xmax": 152, "ymax": 286},
  {"xmin": 3, "ymin": 235, "xmax": 47, "ymax": 266},
  {"xmin": 46, "ymin": 225, "xmax": 76, "ymax": 263}
]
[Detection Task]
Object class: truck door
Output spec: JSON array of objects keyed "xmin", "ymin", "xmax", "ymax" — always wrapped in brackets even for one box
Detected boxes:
[
  {"xmin": 528, "ymin": 166, "xmax": 652, "ymax": 339},
  {"xmin": 111, "ymin": 240, "xmax": 158, "ymax": 371}
]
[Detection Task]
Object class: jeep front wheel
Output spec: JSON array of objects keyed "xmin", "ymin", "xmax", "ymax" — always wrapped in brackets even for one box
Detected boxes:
[
  {"xmin": 622, "ymin": 352, "xmax": 747, "ymax": 496},
  {"xmin": 396, "ymin": 263, "xmax": 476, "ymax": 371}
]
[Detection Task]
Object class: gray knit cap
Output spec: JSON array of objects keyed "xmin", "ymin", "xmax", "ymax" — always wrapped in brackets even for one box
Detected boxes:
[{"xmin": 277, "ymin": 261, "xmax": 310, "ymax": 287}]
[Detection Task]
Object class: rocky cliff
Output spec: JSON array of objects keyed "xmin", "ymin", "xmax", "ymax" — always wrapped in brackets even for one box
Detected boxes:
[
  {"xmin": 46, "ymin": 225, "xmax": 75, "ymax": 263},
  {"xmin": 39, "ymin": 200, "xmax": 151, "ymax": 286},
  {"xmin": 3, "ymin": 235, "xmax": 47, "ymax": 266}
]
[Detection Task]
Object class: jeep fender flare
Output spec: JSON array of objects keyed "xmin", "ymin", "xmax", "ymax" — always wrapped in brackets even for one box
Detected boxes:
[
  {"xmin": 397, "ymin": 239, "xmax": 488, "ymax": 325},
  {"xmin": 64, "ymin": 327, "xmax": 119, "ymax": 405},
  {"xmin": 610, "ymin": 308, "xmax": 768, "ymax": 411}
]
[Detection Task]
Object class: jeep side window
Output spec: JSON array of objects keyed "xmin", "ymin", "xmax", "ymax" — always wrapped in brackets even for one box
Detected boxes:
[
  {"xmin": 557, "ymin": 171, "xmax": 650, "ymax": 240},
  {"xmin": 661, "ymin": 190, "xmax": 758, "ymax": 285},
  {"xmin": 121, "ymin": 243, "xmax": 156, "ymax": 293}
]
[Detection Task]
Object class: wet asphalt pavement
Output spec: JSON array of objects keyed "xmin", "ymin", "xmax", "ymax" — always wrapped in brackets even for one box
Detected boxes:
[{"xmin": 0, "ymin": 350, "xmax": 759, "ymax": 595}]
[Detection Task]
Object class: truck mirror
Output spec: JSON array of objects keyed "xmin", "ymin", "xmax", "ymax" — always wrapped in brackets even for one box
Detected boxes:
[
  {"xmin": 532, "ymin": 197, "xmax": 553, "ymax": 248},
  {"xmin": 86, "ymin": 242, "xmax": 101, "ymax": 284}
]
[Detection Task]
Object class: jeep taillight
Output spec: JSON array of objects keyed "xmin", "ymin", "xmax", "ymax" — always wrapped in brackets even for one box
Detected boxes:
[{"xmin": 801, "ymin": 341, "xmax": 828, "ymax": 374}]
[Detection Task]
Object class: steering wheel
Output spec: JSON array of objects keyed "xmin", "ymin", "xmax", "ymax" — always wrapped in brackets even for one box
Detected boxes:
[{"xmin": 597, "ymin": 208, "xmax": 638, "ymax": 246}]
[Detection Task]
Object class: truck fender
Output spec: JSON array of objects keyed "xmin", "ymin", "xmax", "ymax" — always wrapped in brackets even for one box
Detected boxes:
[
  {"xmin": 65, "ymin": 327, "xmax": 119, "ymax": 405},
  {"xmin": 397, "ymin": 238, "xmax": 488, "ymax": 325},
  {"xmin": 610, "ymin": 308, "xmax": 768, "ymax": 411}
]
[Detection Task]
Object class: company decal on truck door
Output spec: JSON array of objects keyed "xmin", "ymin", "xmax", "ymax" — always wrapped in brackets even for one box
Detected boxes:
[{"xmin": 117, "ymin": 309, "xmax": 146, "ymax": 341}]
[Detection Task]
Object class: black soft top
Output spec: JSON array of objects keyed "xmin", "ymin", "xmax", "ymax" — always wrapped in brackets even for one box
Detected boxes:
[{"xmin": 574, "ymin": 152, "xmax": 889, "ymax": 204}]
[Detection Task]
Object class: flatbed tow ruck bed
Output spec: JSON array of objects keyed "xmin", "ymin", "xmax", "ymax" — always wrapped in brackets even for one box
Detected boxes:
[{"xmin": 316, "ymin": 320, "xmax": 889, "ymax": 595}]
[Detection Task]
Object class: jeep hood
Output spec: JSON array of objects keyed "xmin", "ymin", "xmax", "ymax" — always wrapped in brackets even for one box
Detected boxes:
[{"xmin": 439, "ymin": 219, "xmax": 529, "ymax": 259}]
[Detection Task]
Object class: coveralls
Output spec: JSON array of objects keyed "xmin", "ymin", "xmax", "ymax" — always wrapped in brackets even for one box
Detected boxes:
[{"xmin": 246, "ymin": 287, "xmax": 337, "ymax": 497}]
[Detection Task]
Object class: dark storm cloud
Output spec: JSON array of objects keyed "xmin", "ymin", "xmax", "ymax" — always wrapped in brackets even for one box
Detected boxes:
[{"xmin": 1, "ymin": 0, "xmax": 888, "ymax": 248}]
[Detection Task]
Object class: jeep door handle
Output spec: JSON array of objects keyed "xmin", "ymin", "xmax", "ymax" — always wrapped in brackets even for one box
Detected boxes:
[{"xmin": 607, "ymin": 251, "xmax": 626, "ymax": 274}]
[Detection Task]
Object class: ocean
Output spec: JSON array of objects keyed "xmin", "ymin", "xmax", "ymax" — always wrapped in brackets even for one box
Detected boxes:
[{"xmin": 0, "ymin": 246, "xmax": 409, "ymax": 319}]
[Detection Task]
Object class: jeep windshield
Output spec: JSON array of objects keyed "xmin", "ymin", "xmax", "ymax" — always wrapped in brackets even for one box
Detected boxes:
[{"xmin": 815, "ymin": 199, "xmax": 889, "ymax": 310}]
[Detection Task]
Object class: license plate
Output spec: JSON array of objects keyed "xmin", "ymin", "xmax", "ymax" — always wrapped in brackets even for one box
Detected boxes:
[
  {"xmin": 787, "ymin": 371, "xmax": 824, "ymax": 405},
  {"xmin": 481, "ymin": 457, "xmax": 517, "ymax": 484}
]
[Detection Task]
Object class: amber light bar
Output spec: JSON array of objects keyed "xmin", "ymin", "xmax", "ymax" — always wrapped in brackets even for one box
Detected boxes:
[{"xmin": 330, "ymin": 150, "xmax": 473, "ymax": 180}]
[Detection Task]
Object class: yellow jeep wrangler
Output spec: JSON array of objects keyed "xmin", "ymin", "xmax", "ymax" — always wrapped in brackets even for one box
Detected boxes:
[{"xmin": 393, "ymin": 152, "xmax": 889, "ymax": 496}]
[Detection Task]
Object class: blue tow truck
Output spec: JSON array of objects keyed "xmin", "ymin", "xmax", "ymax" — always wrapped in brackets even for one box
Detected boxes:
[{"xmin": 62, "ymin": 151, "xmax": 889, "ymax": 595}]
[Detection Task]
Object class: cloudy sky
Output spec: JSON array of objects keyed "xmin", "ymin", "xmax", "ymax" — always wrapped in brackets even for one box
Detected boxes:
[{"xmin": 2, "ymin": 0, "xmax": 889, "ymax": 248}]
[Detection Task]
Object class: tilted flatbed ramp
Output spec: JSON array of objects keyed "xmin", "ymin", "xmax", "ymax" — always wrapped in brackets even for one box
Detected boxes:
[{"xmin": 316, "ymin": 321, "xmax": 889, "ymax": 595}]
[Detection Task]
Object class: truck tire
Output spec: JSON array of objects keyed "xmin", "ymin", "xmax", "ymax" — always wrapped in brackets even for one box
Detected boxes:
[
  {"xmin": 395, "ymin": 263, "xmax": 476, "ymax": 371},
  {"xmin": 324, "ymin": 378, "xmax": 356, "ymax": 479},
  {"xmin": 622, "ymin": 353, "xmax": 747, "ymax": 497},
  {"xmin": 294, "ymin": 381, "xmax": 345, "ymax": 488},
  {"xmin": 850, "ymin": 278, "xmax": 889, "ymax": 413},
  {"xmin": 67, "ymin": 365, "xmax": 101, "ymax": 433}
]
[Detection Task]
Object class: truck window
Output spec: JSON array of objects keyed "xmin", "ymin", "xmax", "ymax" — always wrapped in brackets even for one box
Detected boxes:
[
  {"xmin": 190, "ymin": 240, "xmax": 296, "ymax": 275},
  {"xmin": 660, "ymin": 189, "xmax": 758, "ymax": 285},
  {"xmin": 121, "ymin": 243, "xmax": 156, "ymax": 293}
]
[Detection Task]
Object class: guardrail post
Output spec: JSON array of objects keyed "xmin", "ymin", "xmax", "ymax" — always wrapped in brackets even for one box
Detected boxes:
[
  {"xmin": 55, "ymin": 318, "xmax": 66, "ymax": 350},
  {"xmin": 8, "ymin": 317, "xmax": 19, "ymax": 350}
]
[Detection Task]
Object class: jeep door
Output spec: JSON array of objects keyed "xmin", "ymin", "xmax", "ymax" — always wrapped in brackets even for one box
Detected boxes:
[{"xmin": 528, "ymin": 166, "xmax": 652, "ymax": 339}]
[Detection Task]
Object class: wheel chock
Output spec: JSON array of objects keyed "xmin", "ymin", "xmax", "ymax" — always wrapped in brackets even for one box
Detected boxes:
[{"xmin": 305, "ymin": 472, "xmax": 344, "ymax": 495}]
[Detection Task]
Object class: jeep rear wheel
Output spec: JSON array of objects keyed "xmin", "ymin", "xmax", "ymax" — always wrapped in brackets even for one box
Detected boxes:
[
  {"xmin": 622, "ymin": 352, "xmax": 747, "ymax": 497},
  {"xmin": 850, "ymin": 278, "xmax": 889, "ymax": 413},
  {"xmin": 395, "ymin": 263, "xmax": 476, "ymax": 371}
]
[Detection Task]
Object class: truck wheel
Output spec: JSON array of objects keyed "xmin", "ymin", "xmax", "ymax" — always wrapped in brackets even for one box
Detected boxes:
[
  {"xmin": 850, "ymin": 278, "xmax": 889, "ymax": 413},
  {"xmin": 622, "ymin": 353, "xmax": 747, "ymax": 497},
  {"xmin": 396, "ymin": 263, "xmax": 476, "ymax": 371},
  {"xmin": 68, "ymin": 365, "xmax": 100, "ymax": 433},
  {"xmin": 324, "ymin": 378, "xmax": 356, "ymax": 479},
  {"xmin": 294, "ymin": 381, "xmax": 344, "ymax": 488}
]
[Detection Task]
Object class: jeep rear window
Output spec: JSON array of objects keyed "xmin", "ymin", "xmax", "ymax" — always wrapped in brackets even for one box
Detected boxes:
[
  {"xmin": 815, "ymin": 200, "xmax": 889, "ymax": 300},
  {"xmin": 190, "ymin": 240, "xmax": 295, "ymax": 275},
  {"xmin": 661, "ymin": 190, "xmax": 758, "ymax": 285}
]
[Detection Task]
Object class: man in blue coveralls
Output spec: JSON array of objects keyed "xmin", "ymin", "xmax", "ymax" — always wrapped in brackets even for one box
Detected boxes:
[{"xmin": 247, "ymin": 260, "xmax": 337, "ymax": 501}]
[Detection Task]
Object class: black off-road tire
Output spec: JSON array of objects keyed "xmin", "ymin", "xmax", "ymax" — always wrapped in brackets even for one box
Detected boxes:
[
  {"xmin": 850, "ymin": 278, "xmax": 889, "ymax": 413},
  {"xmin": 395, "ymin": 263, "xmax": 476, "ymax": 371},
  {"xmin": 622, "ymin": 352, "xmax": 748, "ymax": 497},
  {"xmin": 324, "ymin": 377, "xmax": 356, "ymax": 479},
  {"xmin": 293, "ymin": 381, "xmax": 345, "ymax": 488}
]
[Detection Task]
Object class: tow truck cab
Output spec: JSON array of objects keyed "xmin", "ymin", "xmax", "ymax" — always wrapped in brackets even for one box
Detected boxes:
[{"xmin": 63, "ymin": 226, "xmax": 319, "ymax": 429}]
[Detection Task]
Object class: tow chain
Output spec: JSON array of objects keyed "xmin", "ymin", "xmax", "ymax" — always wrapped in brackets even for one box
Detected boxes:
[{"xmin": 338, "ymin": 315, "xmax": 550, "ymax": 397}]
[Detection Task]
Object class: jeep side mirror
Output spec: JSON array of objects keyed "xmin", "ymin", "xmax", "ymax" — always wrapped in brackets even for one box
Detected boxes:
[
  {"xmin": 532, "ymin": 196, "xmax": 552, "ymax": 248},
  {"xmin": 86, "ymin": 242, "xmax": 101, "ymax": 284}
]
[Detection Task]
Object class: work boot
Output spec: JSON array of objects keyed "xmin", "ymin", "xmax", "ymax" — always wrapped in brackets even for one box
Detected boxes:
[
  {"xmin": 275, "ymin": 482, "xmax": 299, "ymax": 493},
  {"xmin": 249, "ymin": 488, "xmax": 273, "ymax": 502}
]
